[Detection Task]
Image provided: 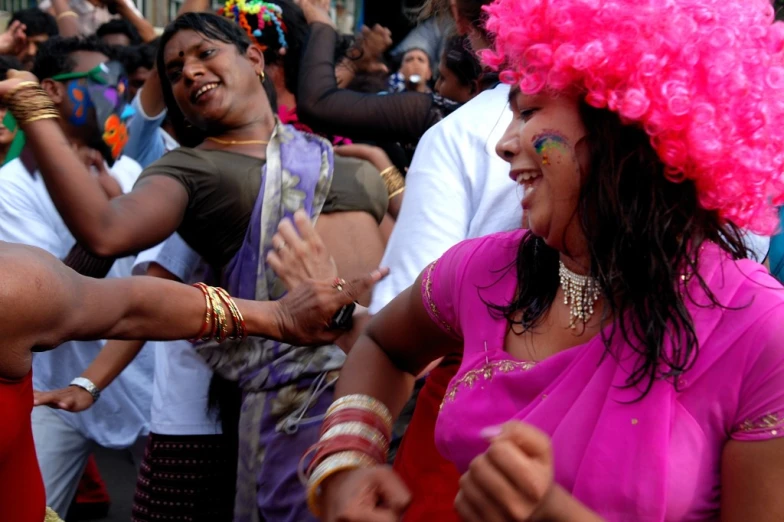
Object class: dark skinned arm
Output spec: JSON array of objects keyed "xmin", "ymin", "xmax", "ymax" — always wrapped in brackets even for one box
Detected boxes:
[
  {"xmin": 333, "ymin": 270, "xmax": 461, "ymax": 421},
  {"xmin": 3, "ymin": 242, "xmax": 381, "ymax": 379},
  {"xmin": 50, "ymin": 0, "xmax": 81, "ymax": 37},
  {"xmin": 20, "ymin": 118, "xmax": 187, "ymax": 257},
  {"xmin": 720, "ymin": 438, "xmax": 784, "ymax": 521},
  {"xmin": 34, "ymin": 262, "xmax": 178, "ymax": 411}
]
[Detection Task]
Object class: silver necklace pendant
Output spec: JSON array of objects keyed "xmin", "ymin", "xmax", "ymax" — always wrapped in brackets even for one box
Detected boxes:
[{"xmin": 558, "ymin": 261, "xmax": 601, "ymax": 329}]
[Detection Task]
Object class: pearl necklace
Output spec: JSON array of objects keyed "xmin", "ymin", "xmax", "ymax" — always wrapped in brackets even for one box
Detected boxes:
[{"xmin": 558, "ymin": 261, "xmax": 601, "ymax": 329}]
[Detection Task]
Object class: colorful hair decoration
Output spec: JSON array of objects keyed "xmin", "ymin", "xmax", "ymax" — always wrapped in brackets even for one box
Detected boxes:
[
  {"xmin": 483, "ymin": 0, "xmax": 784, "ymax": 234},
  {"xmin": 219, "ymin": 0, "xmax": 288, "ymax": 52}
]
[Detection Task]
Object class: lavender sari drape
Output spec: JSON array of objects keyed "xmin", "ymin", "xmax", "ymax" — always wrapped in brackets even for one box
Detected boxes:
[{"xmin": 195, "ymin": 123, "xmax": 345, "ymax": 522}]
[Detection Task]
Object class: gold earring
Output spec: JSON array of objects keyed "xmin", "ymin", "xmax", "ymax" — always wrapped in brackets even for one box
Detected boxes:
[{"xmin": 259, "ymin": 70, "xmax": 265, "ymax": 83}]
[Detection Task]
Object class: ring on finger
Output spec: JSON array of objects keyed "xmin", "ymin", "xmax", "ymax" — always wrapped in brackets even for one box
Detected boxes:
[
  {"xmin": 332, "ymin": 277, "xmax": 347, "ymax": 292},
  {"xmin": 274, "ymin": 241, "xmax": 287, "ymax": 252}
]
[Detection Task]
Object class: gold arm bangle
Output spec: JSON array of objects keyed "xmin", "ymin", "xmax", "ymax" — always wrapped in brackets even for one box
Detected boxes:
[
  {"xmin": 306, "ymin": 451, "xmax": 376, "ymax": 518},
  {"xmin": 3, "ymin": 81, "xmax": 40, "ymax": 102},
  {"xmin": 207, "ymin": 287, "xmax": 229, "ymax": 342},
  {"xmin": 379, "ymin": 166, "xmax": 405, "ymax": 197},
  {"xmin": 378, "ymin": 166, "xmax": 397, "ymax": 179},
  {"xmin": 388, "ymin": 187, "xmax": 405, "ymax": 200},
  {"xmin": 56, "ymin": 10, "xmax": 79, "ymax": 19},
  {"xmin": 23, "ymin": 112, "xmax": 60, "ymax": 124}
]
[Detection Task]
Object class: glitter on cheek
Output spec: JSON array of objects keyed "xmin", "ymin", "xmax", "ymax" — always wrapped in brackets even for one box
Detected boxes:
[{"xmin": 532, "ymin": 130, "xmax": 571, "ymax": 166}]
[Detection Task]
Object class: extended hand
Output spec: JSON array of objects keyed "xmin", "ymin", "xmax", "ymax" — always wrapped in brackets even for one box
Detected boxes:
[
  {"xmin": 320, "ymin": 466, "xmax": 411, "ymax": 522},
  {"xmin": 0, "ymin": 21, "xmax": 27, "ymax": 57},
  {"xmin": 275, "ymin": 267, "xmax": 388, "ymax": 345},
  {"xmin": 267, "ymin": 209, "xmax": 337, "ymax": 290},
  {"xmin": 455, "ymin": 421, "xmax": 556, "ymax": 522},
  {"xmin": 34, "ymin": 385, "xmax": 95, "ymax": 412},
  {"xmin": 359, "ymin": 24, "xmax": 393, "ymax": 62}
]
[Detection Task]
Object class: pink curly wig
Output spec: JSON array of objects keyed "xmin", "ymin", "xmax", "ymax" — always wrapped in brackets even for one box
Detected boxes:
[{"xmin": 483, "ymin": 0, "xmax": 784, "ymax": 234}]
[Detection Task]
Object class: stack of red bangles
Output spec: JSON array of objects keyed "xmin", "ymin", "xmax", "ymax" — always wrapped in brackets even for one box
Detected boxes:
[
  {"xmin": 192, "ymin": 282, "xmax": 247, "ymax": 342},
  {"xmin": 303, "ymin": 394, "xmax": 393, "ymax": 517}
]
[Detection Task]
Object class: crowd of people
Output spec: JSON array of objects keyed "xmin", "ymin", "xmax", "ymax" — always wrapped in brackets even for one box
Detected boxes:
[{"xmin": 1, "ymin": 0, "xmax": 784, "ymax": 521}]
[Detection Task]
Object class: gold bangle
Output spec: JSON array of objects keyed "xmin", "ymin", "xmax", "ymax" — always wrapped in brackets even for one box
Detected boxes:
[
  {"xmin": 3, "ymin": 80, "xmax": 40, "ymax": 102},
  {"xmin": 306, "ymin": 451, "xmax": 376, "ymax": 518},
  {"xmin": 326, "ymin": 394, "xmax": 393, "ymax": 429},
  {"xmin": 56, "ymin": 10, "xmax": 78, "ymax": 20},
  {"xmin": 388, "ymin": 187, "xmax": 405, "ymax": 200},
  {"xmin": 379, "ymin": 166, "xmax": 405, "ymax": 197},
  {"xmin": 378, "ymin": 166, "xmax": 397, "ymax": 179},
  {"xmin": 214, "ymin": 287, "xmax": 247, "ymax": 339},
  {"xmin": 5, "ymin": 83, "xmax": 60, "ymax": 125},
  {"xmin": 207, "ymin": 287, "xmax": 229, "ymax": 341},
  {"xmin": 23, "ymin": 112, "xmax": 60, "ymax": 124}
]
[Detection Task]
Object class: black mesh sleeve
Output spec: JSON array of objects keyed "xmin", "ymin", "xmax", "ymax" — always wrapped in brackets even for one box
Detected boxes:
[{"xmin": 297, "ymin": 23, "xmax": 441, "ymax": 145}]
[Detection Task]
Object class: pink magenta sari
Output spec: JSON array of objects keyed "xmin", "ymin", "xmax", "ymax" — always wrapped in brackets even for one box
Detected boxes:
[{"xmin": 424, "ymin": 230, "xmax": 784, "ymax": 521}]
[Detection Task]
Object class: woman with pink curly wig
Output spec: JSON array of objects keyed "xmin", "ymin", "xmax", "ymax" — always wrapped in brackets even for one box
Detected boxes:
[{"xmin": 304, "ymin": 1, "xmax": 784, "ymax": 520}]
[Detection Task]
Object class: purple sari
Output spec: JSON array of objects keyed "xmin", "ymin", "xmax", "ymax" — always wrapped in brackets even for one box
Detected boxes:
[{"xmin": 196, "ymin": 123, "xmax": 344, "ymax": 522}]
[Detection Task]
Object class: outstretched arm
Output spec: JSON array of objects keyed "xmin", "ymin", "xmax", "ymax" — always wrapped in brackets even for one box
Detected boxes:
[
  {"xmin": 33, "ymin": 262, "xmax": 179, "ymax": 412},
  {"xmin": 0, "ymin": 71, "xmax": 188, "ymax": 258},
  {"xmin": 2, "ymin": 242, "xmax": 384, "ymax": 378}
]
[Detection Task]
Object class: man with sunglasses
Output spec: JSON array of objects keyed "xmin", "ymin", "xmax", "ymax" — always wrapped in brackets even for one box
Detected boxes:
[{"xmin": 0, "ymin": 36, "xmax": 150, "ymax": 518}]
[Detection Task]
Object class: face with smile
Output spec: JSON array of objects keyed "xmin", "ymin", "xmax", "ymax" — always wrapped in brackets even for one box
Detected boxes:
[
  {"xmin": 163, "ymin": 29, "xmax": 265, "ymax": 130},
  {"xmin": 496, "ymin": 89, "xmax": 589, "ymax": 254}
]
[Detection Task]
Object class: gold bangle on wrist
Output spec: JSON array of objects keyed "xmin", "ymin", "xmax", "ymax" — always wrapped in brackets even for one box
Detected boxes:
[
  {"xmin": 388, "ymin": 187, "xmax": 405, "ymax": 200},
  {"xmin": 4, "ymin": 82, "xmax": 60, "ymax": 125},
  {"xmin": 379, "ymin": 166, "xmax": 405, "ymax": 198},
  {"xmin": 306, "ymin": 451, "xmax": 376, "ymax": 518},
  {"xmin": 56, "ymin": 10, "xmax": 78, "ymax": 20},
  {"xmin": 3, "ymin": 80, "xmax": 40, "ymax": 101}
]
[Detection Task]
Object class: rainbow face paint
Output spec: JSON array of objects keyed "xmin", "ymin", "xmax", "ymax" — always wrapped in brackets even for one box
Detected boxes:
[
  {"xmin": 532, "ymin": 129, "xmax": 571, "ymax": 166},
  {"xmin": 54, "ymin": 61, "xmax": 135, "ymax": 164},
  {"xmin": 66, "ymin": 81, "xmax": 92, "ymax": 126}
]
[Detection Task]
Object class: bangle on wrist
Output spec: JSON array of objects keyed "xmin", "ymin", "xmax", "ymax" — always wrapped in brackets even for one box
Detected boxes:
[
  {"xmin": 69, "ymin": 377, "xmax": 101, "ymax": 402},
  {"xmin": 379, "ymin": 166, "xmax": 405, "ymax": 199},
  {"xmin": 4, "ymin": 82, "xmax": 60, "ymax": 125},
  {"xmin": 56, "ymin": 10, "xmax": 78, "ymax": 20}
]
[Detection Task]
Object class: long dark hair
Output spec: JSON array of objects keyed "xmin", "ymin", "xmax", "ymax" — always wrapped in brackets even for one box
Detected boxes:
[
  {"xmin": 492, "ymin": 102, "xmax": 749, "ymax": 398},
  {"xmin": 155, "ymin": 12, "xmax": 278, "ymax": 147}
]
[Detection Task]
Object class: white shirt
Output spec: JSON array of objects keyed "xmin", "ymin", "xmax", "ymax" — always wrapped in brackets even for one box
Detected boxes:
[
  {"xmin": 369, "ymin": 84, "xmax": 519, "ymax": 312},
  {"xmin": 133, "ymin": 234, "xmax": 221, "ymax": 436},
  {"xmin": 0, "ymin": 156, "xmax": 154, "ymax": 449}
]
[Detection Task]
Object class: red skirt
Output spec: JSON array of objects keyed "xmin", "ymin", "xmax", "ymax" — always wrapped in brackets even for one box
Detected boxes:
[{"xmin": 393, "ymin": 359, "xmax": 461, "ymax": 522}]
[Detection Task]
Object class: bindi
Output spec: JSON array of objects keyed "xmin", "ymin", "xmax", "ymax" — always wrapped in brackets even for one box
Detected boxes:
[
  {"xmin": 179, "ymin": 51, "xmax": 184, "ymax": 57},
  {"xmin": 531, "ymin": 129, "xmax": 571, "ymax": 166}
]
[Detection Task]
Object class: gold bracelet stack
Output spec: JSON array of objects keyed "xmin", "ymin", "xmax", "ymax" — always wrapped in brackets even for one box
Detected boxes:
[
  {"xmin": 303, "ymin": 394, "xmax": 394, "ymax": 517},
  {"xmin": 379, "ymin": 166, "xmax": 405, "ymax": 200},
  {"xmin": 192, "ymin": 283, "xmax": 247, "ymax": 342},
  {"xmin": 3, "ymin": 81, "xmax": 60, "ymax": 125}
]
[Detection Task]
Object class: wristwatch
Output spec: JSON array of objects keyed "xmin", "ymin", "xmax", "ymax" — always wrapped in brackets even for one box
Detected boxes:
[{"xmin": 69, "ymin": 377, "xmax": 101, "ymax": 402}]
